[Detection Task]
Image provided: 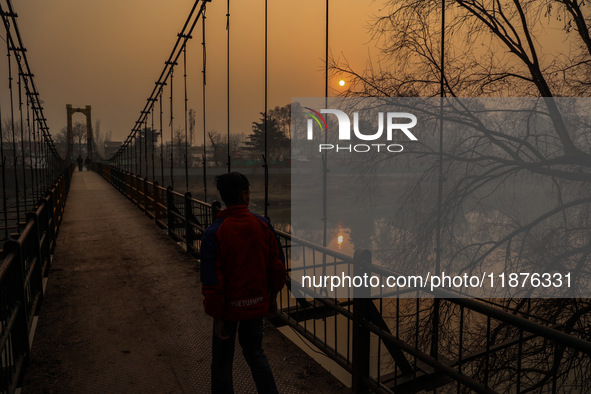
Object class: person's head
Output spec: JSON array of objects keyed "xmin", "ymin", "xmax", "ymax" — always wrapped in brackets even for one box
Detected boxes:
[{"xmin": 215, "ymin": 172, "xmax": 250, "ymax": 207}]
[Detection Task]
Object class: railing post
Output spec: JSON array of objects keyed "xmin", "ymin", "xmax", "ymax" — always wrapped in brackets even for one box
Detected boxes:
[
  {"xmin": 38, "ymin": 201, "xmax": 51, "ymax": 277},
  {"xmin": 125, "ymin": 172, "xmax": 131, "ymax": 198},
  {"xmin": 132, "ymin": 175, "xmax": 138, "ymax": 203},
  {"xmin": 26, "ymin": 211, "xmax": 44, "ymax": 311},
  {"xmin": 184, "ymin": 192, "xmax": 195, "ymax": 252},
  {"xmin": 113, "ymin": 166, "xmax": 119, "ymax": 190},
  {"xmin": 3, "ymin": 239, "xmax": 31, "ymax": 360},
  {"xmin": 154, "ymin": 181, "xmax": 162, "ymax": 224},
  {"xmin": 46, "ymin": 191, "xmax": 56, "ymax": 254},
  {"xmin": 55, "ymin": 179, "xmax": 64, "ymax": 229},
  {"xmin": 166, "ymin": 186, "xmax": 174, "ymax": 236},
  {"xmin": 352, "ymin": 249, "xmax": 372, "ymax": 393},
  {"xmin": 143, "ymin": 178, "xmax": 149, "ymax": 213}
]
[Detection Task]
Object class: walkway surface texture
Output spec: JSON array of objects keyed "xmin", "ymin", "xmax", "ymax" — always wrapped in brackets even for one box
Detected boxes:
[{"xmin": 21, "ymin": 171, "xmax": 346, "ymax": 393}]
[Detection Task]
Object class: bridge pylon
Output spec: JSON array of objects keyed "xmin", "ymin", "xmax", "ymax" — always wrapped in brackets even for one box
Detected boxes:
[{"xmin": 66, "ymin": 104, "xmax": 93, "ymax": 162}]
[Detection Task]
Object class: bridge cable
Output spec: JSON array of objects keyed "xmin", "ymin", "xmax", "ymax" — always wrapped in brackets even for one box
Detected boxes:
[
  {"xmin": 133, "ymin": 129, "xmax": 137, "ymax": 175},
  {"xmin": 319, "ymin": 0, "xmax": 330, "ymax": 294},
  {"xmin": 170, "ymin": 66, "xmax": 175, "ymax": 190},
  {"xmin": 2, "ymin": 0, "xmax": 61, "ymax": 172},
  {"xmin": 109, "ymin": 0, "xmax": 207, "ymax": 193},
  {"xmin": 25, "ymin": 89, "xmax": 37, "ymax": 203},
  {"xmin": 123, "ymin": 138, "xmax": 126, "ymax": 173},
  {"xmin": 32, "ymin": 99, "xmax": 39, "ymax": 202},
  {"xmin": 183, "ymin": 44, "xmax": 189, "ymax": 192},
  {"xmin": 141, "ymin": 121, "xmax": 144, "ymax": 176},
  {"xmin": 151, "ymin": 102, "xmax": 155, "ymax": 182},
  {"xmin": 160, "ymin": 91, "xmax": 164, "ymax": 186},
  {"xmin": 322, "ymin": 0, "xmax": 329, "ymax": 251},
  {"xmin": 263, "ymin": 0, "xmax": 269, "ymax": 219},
  {"xmin": 322, "ymin": 0, "xmax": 329, "ymax": 337},
  {"xmin": 18, "ymin": 71, "xmax": 27, "ymax": 212},
  {"xmin": 226, "ymin": 0, "xmax": 231, "ymax": 173},
  {"xmin": 128, "ymin": 136, "xmax": 132, "ymax": 174},
  {"xmin": 135, "ymin": 129, "xmax": 139, "ymax": 176},
  {"xmin": 144, "ymin": 117, "xmax": 148, "ymax": 178},
  {"xmin": 6, "ymin": 31, "xmax": 21, "ymax": 233},
  {"xmin": 431, "ymin": 0, "xmax": 446, "ymax": 360},
  {"xmin": 0, "ymin": 52, "xmax": 7, "ymax": 239},
  {"xmin": 202, "ymin": 6, "xmax": 207, "ymax": 201},
  {"xmin": 139, "ymin": 119, "xmax": 143, "ymax": 178},
  {"xmin": 32, "ymin": 102, "xmax": 44, "ymax": 191}
]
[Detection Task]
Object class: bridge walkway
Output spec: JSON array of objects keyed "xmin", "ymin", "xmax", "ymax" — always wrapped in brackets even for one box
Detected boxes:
[{"xmin": 20, "ymin": 170, "xmax": 346, "ymax": 393}]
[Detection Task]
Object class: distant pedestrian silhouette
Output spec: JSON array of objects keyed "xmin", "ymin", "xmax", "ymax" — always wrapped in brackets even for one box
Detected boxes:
[
  {"xmin": 85, "ymin": 156, "xmax": 91, "ymax": 171},
  {"xmin": 76, "ymin": 155, "xmax": 83, "ymax": 171}
]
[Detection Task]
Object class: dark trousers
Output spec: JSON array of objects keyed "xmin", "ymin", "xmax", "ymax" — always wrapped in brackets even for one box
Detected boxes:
[{"xmin": 211, "ymin": 317, "xmax": 278, "ymax": 394}]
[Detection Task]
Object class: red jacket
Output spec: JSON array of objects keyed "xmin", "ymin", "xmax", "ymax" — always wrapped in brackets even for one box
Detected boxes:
[{"xmin": 200, "ymin": 205, "xmax": 286, "ymax": 321}]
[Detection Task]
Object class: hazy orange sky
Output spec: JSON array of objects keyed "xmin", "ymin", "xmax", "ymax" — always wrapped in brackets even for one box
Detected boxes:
[{"xmin": 10, "ymin": 0, "xmax": 384, "ymax": 146}]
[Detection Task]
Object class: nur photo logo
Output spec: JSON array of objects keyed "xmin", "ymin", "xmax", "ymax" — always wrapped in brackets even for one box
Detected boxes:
[{"xmin": 303, "ymin": 107, "xmax": 418, "ymax": 153}]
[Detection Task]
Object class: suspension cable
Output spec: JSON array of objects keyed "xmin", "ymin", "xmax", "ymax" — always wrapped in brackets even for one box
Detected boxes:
[
  {"xmin": 226, "ymin": 0, "xmax": 231, "ymax": 173},
  {"xmin": 135, "ymin": 131, "xmax": 138, "ymax": 176},
  {"xmin": 431, "ymin": 0, "xmax": 446, "ymax": 360},
  {"xmin": 144, "ymin": 117, "xmax": 148, "ymax": 178},
  {"xmin": 26, "ymin": 90, "xmax": 37, "ymax": 202},
  {"xmin": 160, "ymin": 91, "xmax": 164, "ymax": 186},
  {"xmin": 322, "ymin": 0, "xmax": 330, "ymax": 249},
  {"xmin": 264, "ymin": 0, "xmax": 268, "ymax": 219},
  {"xmin": 139, "ymin": 121, "xmax": 143, "ymax": 177},
  {"xmin": 0, "ymin": 60, "xmax": 7, "ymax": 239},
  {"xmin": 183, "ymin": 44, "xmax": 189, "ymax": 192},
  {"xmin": 18, "ymin": 68, "xmax": 27, "ymax": 212},
  {"xmin": 323, "ymin": 0, "xmax": 330, "ymax": 251},
  {"xmin": 202, "ymin": 6, "xmax": 208, "ymax": 201},
  {"xmin": 2, "ymin": 0, "xmax": 60, "ymax": 167},
  {"xmin": 169, "ymin": 65, "xmax": 174, "ymax": 189},
  {"xmin": 7, "ymin": 32, "xmax": 21, "ymax": 233},
  {"xmin": 109, "ymin": 0, "xmax": 206, "ymax": 173},
  {"xmin": 151, "ymin": 102, "xmax": 155, "ymax": 182}
]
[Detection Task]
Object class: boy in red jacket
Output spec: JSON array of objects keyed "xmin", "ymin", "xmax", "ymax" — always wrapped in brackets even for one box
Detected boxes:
[{"xmin": 200, "ymin": 172, "xmax": 286, "ymax": 393}]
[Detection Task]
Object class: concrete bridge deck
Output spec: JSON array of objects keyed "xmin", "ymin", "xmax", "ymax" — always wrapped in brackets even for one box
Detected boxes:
[{"xmin": 21, "ymin": 170, "xmax": 346, "ymax": 393}]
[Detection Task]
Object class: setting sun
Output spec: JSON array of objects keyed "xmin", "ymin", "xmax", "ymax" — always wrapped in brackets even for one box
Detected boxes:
[{"xmin": 338, "ymin": 79, "xmax": 346, "ymax": 87}]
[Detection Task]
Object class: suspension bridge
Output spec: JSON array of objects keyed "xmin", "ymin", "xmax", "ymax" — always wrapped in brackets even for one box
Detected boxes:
[{"xmin": 1, "ymin": 0, "xmax": 591, "ymax": 393}]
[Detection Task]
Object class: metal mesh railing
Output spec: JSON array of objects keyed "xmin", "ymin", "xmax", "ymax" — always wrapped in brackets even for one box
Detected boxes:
[{"xmin": 0, "ymin": 165, "xmax": 72, "ymax": 393}]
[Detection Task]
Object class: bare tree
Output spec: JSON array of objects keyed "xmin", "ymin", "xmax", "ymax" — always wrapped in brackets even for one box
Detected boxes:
[
  {"xmin": 72, "ymin": 121, "xmax": 86, "ymax": 155},
  {"xmin": 331, "ymin": 0, "xmax": 591, "ymax": 390},
  {"xmin": 207, "ymin": 131, "xmax": 225, "ymax": 167},
  {"xmin": 54, "ymin": 127, "xmax": 68, "ymax": 158}
]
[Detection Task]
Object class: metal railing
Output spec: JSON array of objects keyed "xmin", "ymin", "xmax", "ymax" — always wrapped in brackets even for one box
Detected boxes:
[
  {"xmin": 94, "ymin": 163, "xmax": 219, "ymax": 259},
  {"xmin": 95, "ymin": 163, "xmax": 591, "ymax": 393},
  {"xmin": 0, "ymin": 165, "xmax": 73, "ymax": 394}
]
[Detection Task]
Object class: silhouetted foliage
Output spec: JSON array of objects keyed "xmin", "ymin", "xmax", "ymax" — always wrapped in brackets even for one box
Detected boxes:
[{"xmin": 244, "ymin": 112, "xmax": 290, "ymax": 158}]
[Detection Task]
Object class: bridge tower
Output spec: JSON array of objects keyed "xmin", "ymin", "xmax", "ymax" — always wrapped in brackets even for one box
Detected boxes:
[{"xmin": 66, "ymin": 104, "xmax": 93, "ymax": 161}]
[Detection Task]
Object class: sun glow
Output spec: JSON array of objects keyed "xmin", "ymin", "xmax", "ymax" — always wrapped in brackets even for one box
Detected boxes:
[{"xmin": 338, "ymin": 79, "xmax": 346, "ymax": 87}]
